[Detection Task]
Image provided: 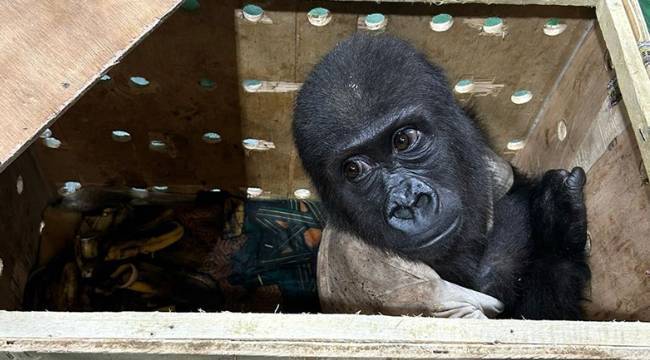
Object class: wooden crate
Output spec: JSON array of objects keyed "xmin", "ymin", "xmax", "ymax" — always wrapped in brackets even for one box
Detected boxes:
[{"xmin": 0, "ymin": 0, "xmax": 648, "ymax": 358}]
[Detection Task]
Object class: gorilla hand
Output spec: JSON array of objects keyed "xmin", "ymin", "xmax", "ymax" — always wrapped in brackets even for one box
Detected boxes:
[{"xmin": 532, "ymin": 167, "xmax": 588, "ymax": 257}]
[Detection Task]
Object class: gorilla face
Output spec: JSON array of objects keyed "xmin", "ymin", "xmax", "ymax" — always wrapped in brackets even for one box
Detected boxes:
[
  {"xmin": 330, "ymin": 105, "xmax": 464, "ymax": 252},
  {"xmin": 293, "ymin": 34, "xmax": 492, "ymax": 259}
]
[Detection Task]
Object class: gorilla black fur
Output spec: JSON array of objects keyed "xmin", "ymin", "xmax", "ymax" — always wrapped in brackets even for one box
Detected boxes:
[{"xmin": 293, "ymin": 34, "xmax": 590, "ymax": 320}]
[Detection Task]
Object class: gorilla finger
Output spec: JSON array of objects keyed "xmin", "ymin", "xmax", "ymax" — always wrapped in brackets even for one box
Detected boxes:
[
  {"xmin": 564, "ymin": 167, "xmax": 586, "ymax": 190},
  {"xmin": 543, "ymin": 169, "xmax": 568, "ymax": 184}
]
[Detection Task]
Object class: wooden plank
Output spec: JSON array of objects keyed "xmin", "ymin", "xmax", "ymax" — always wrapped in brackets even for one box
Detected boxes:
[
  {"xmin": 332, "ymin": 0, "xmax": 597, "ymax": 6},
  {"xmin": 33, "ymin": 0, "xmax": 248, "ymax": 193},
  {"xmin": 0, "ymin": 0, "xmax": 182, "ymax": 174},
  {"xmin": 0, "ymin": 150, "xmax": 51, "ymax": 310},
  {"xmin": 582, "ymin": 125, "xmax": 650, "ymax": 321},
  {"xmin": 237, "ymin": 1, "xmax": 299, "ymax": 197},
  {"xmin": 571, "ymin": 99, "xmax": 626, "ymax": 172},
  {"xmin": 622, "ymin": 0, "xmax": 650, "ymax": 43},
  {"xmin": 377, "ymin": 5, "xmax": 595, "ymax": 159},
  {"xmin": 512, "ymin": 24, "xmax": 610, "ymax": 172},
  {"xmin": 597, "ymin": 0, "xmax": 650, "ymax": 181},
  {"xmin": 0, "ymin": 312, "xmax": 649, "ymax": 359}
]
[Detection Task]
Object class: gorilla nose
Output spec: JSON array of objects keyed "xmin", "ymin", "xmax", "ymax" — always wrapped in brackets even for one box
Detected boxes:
[
  {"xmin": 389, "ymin": 185, "xmax": 437, "ymax": 221},
  {"xmin": 391, "ymin": 193, "xmax": 433, "ymax": 218},
  {"xmin": 392, "ymin": 206, "xmax": 414, "ymax": 220},
  {"xmin": 414, "ymin": 193, "xmax": 431, "ymax": 208}
]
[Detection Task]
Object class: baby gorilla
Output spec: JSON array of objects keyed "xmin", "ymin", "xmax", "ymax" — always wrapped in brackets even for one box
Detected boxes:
[{"xmin": 293, "ymin": 34, "xmax": 590, "ymax": 320}]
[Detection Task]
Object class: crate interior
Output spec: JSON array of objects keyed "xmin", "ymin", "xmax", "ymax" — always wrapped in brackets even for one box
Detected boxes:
[{"xmin": 0, "ymin": 1, "xmax": 648, "ymax": 321}]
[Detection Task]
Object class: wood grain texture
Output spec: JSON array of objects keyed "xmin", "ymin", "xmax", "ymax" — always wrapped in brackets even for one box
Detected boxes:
[
  {"xmin": 33, "ymin": 0, "xmax": 249, "ymax": 193},
  {"xmin": 597, "ymin": 0, "xmax": 650, "ymax": 181},
  {"xmin": 237, "ymin": 2, "xmax": 299, "ymax": 196},
  {"xmin": 571, "ymin": 99, "xmax": 627, "ymax": 172},
  {"xmin": 379, "ymin": 5, "xmax": 594, "ymax": 159},
  {"xmin": 0, "ymin": 311, "xmax": 649, "ymax": 359},
  {"xmin": 0, "ymin": 0, "xmax": 182, "ymax": 174},
  {"xmin": 0, "ymin": 150, "xmax": 51, "ymax": 310},
  {"xmin": 512, "ymin": 24, "xmax": 610, "ymax": 172},
  {"xmin": 583, "ymin": 125, "xmax": 650, "ymax": 321}
]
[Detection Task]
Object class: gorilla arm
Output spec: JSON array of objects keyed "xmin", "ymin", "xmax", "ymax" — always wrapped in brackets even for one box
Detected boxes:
[{"xmin": 318, "ymin": 226, "xmax": 504, "ymax": 319}]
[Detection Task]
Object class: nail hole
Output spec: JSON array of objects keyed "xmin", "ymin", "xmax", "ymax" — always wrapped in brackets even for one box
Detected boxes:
[
  {"xmin": 16, "ymin": 175, "xmax": 23, "ymax": 195},
  {"xmin": 242, "ymin": 4, "xmax": 264, "ymax": 22},
  {"xmin": 308, "ymin": 7, "xmax": 332, "ymax": 27},
  {"xmin": 210, "ymin": 188, "xmax": 222, "ymax": 192},
  {"xmin": 182, "ymin": 0, "xmax": 200, "ymax": 11},
  {"xmin": 557, "ymin": 120, "xmax": 567, "ymax": 142},
  {"xmin": 130, "ymin": 187, "xmax": 149, "ymax": 198},
  {"xmin": 100, "ymin": 74, "xmax": 111, "ymax": 81},
  {"xmin": 543, "ymin": 18, "xmax": 567, "ymax": 36},
  {"xmin": 39, "ymin": 221, "xmax": 45, "ymax": 234},
  {"xmin": 243, "ymin": 138, "xmax": 275, "ymax": 151},
  {"xmin": 130, "ymin": 76, "xmax": 150, "ymax": 87},
  {"xmin": 149, "ymin": 140, "xmax": 167, "ymax": 152},
  {"xmin": 483, "ymin": 17, "xmax": 503, "ymax": 33},
  {"xmin": 454, "ymin": 79, "xmax": 475, "ymax": 94},
  {"xmin": 43, "ymin": 137, "xmax": 62, "ymax": 149},
  {"xmin": 199, "ymin": 78, "xmax": 216, "ymax": 89},
  {"xmin": 59, "ymin": 181, "xmax": 82, "ymax": 196},
  {"xmin": 39, "ymin": 129, "xmax": 52, "ymax": 138},
  {"xmin": 430, "ymin": 14, "xmax": 453, "ymax": 32},
  {"xmin": 243, "ymin": 79, "xmax": 263, "ymax": 92},
  {"xmin": 294, "ymin": 188, "xmax": 311, "ymax": 199},
  {"xmin": 247, "ymin": 187, "xmax": 264, "ymax": 198},
  {"xmin": 202, "ymin": 132, "xmax": 222, "ymax": 144},
  {"xmin": 112, "ymin": 130, "xmax": 132, "ymax": 142},
  {"xmin": 365, "ymin": 13, "xmax": 387, "ymax": 30},
  {"xmin": 506, "ymin": 139, "xmax": 526, "ymax": 151},
  {"xmin": 511, "ymin": 89, "xmax": 533, "ymax": 105},
  {"xmin": 152, "ymin": 186, "xmax": 168, "ymax": 192}
]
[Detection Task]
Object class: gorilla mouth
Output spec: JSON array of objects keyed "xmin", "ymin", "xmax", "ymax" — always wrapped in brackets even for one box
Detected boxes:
[{"xmin": 404, "ymin": 216, "xmax": 462, "ymax": 251}]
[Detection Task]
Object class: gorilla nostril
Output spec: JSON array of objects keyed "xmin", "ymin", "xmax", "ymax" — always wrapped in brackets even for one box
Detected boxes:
[
  {"xmin": 393, "ymin": 206, "xmax": 413, "ymax": 220},
  {"xmin": 414, "ymin": 193, "xmax": 430, "ymax": 208}
]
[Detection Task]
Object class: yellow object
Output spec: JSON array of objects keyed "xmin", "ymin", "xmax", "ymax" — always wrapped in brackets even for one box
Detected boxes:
[
  {"xmin": 105, "ymin": 221, "xmax": 184, "ymax": 261},
  {"xmin": 126, "ymin": 281, "xmax": 157, "ymax": 295}
]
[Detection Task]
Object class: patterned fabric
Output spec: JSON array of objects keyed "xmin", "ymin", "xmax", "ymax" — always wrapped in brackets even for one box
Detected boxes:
[{"xmin": 228, "ymin": 199, "xmax": 325, "ymax": 312}]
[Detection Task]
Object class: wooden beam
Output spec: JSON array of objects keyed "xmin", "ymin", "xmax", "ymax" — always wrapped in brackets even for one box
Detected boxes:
[
  {"xmin": 0, "ymin": 312, "xmax": 649, "ymax": 359},
  {"xmin": 597, "ymin": 0, "xmax": 650, "ymax": 180},
  {"xmin": 0, "ymin": 0, "xmax": 182, "ymax": 174},
  {"xmin": 331, "ymin": 0, "xmax": 597, "ymax": 6}
]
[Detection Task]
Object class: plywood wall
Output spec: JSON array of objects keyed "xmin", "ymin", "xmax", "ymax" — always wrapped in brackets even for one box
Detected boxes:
[
  {"xmin": 0, "ymin": 0, "xmax": 181, "ymax": 174},
  {"xmin": 0, "ymin": 150, "xmax": 51, "ymax": 309},
  {"xmin": 512, "ymin": 24, "xmax": 649, "ymax": 321},
  {"xmin": 32, "ymin": 1, "xmax": 594, "ymax": 198}
]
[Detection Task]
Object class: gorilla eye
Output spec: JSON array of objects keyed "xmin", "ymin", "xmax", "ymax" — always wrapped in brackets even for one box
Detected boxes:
[
  {"xmin": 393, "ymin": 128, "xmax": 419, "ymax": 152},
  {"xmin": 343, "ymin": 159, "xmax": 367, "ymax": 181}
]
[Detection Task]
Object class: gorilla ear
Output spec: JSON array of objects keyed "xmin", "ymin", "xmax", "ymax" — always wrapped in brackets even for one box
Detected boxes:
[{"xmin": 484, "ymin": 148, "xmax": 514, "ymax": 202}]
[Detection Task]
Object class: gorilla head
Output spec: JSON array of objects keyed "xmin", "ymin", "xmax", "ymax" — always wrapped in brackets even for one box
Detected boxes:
[{"xmin": 293, "ymin": 34, "xmax": 494, "ymax": 261}]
